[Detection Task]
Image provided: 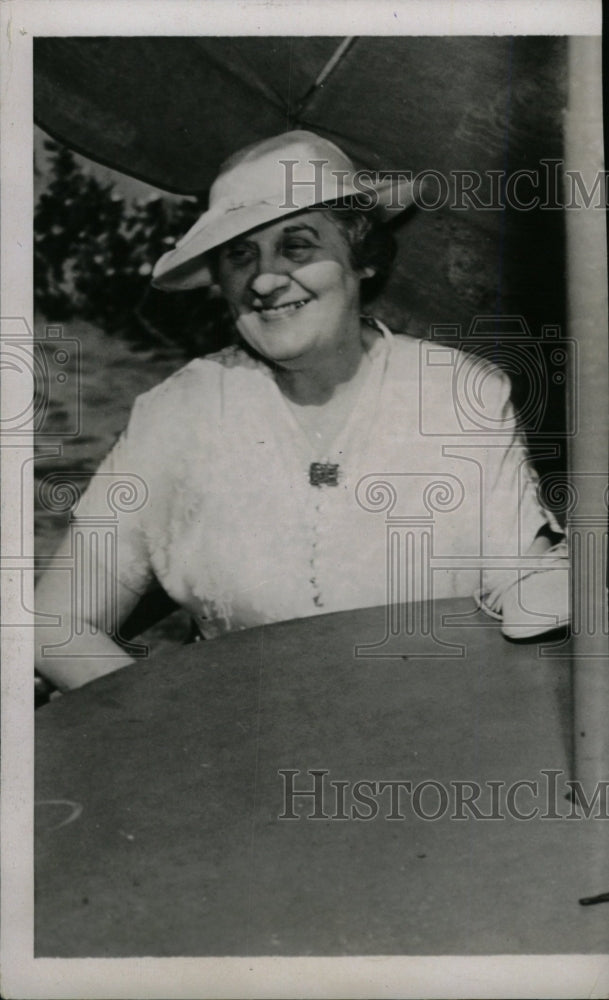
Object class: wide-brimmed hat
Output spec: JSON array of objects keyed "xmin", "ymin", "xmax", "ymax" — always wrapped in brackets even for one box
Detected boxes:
[{"xmin": 151, "ymin": 130, "xmax": 415, "ymax": 290}]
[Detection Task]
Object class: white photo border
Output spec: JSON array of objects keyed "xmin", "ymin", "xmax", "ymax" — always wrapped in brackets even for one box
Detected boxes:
[{"xmin": 1, "ymin": 2, "xmax": 607, "ymax": 998}]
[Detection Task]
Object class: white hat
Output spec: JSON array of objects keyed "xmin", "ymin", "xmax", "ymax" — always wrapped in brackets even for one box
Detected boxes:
[{"xmin": 152, "ymin": 130, "xmax": 414, "ymax": 290}]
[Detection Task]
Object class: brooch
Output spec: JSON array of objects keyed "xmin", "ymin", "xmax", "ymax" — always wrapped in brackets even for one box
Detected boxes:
[{"xmin": 309, "ymin": 462, "xmax": 339, "ymax": 487}]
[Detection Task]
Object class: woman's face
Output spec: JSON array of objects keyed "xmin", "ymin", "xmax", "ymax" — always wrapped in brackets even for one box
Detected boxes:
[{"xmin": 217, "ymin": 210, "xmax": 367, "ymax": 367}]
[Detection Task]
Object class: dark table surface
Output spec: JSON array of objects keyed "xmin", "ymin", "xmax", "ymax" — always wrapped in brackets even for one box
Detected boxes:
[{"xmin": 35, "ymin": 599, "xmax": 607, "ymax": 956}]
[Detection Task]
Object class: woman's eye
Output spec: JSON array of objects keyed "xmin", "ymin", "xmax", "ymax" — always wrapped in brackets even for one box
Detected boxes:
[
  {"xmin": 224, "ymin": 245, "xmax": 255, "ymax": 265},
  {"xmin": 282, "ymin": 240, "xmax": 314, "ymax": 259}
]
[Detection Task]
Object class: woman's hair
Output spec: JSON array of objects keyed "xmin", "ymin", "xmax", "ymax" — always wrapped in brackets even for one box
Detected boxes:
[{"xmin": 322, "ymin": 204, "xmax": 397, "ymax": 292}]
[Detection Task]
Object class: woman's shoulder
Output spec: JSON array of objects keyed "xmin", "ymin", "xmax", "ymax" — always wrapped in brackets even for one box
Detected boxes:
[
  {"xmin": 160, "ymin": 342, "xmax": 265, "ymax": 383},
  {"xmin": 133, "ymin": 344, "xmax": 269, "ymax": 410},
  {"xmin": 388, "ymin": 328, "xmax": 511, "ymax": 393},
  {"xmin": 377, "ymin": 325, "xmax": 513, "ymax": 434}
]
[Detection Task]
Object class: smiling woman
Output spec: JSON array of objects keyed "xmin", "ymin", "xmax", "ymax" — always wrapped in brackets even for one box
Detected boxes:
[
  {"xmin": 34, "ymin": 131, "xmax": 570, "ymax": 692},
  {"xmin": 218, "ymin": 212, "xmax": 366, "ymax": 369}
]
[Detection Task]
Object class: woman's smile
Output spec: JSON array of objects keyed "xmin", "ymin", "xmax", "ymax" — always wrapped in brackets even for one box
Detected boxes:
[{"xmin": 252, "ymin": 296, "xmax": 312, "ymax": 320}]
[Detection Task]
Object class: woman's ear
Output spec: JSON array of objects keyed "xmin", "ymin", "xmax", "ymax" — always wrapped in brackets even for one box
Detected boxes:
[{"xmin": 208, "ymin": 282, "xmax": 223, "ymax": 298}]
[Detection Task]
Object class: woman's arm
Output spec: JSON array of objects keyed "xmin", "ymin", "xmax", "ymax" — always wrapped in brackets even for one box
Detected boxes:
[
  {"xmin": 35, "ymin": 521, "xmax": 148, "ymax": 692},
  {"xmin": 35, "ymin": 382, "xmax": 165, "ymax": 690},
  {"xmin": 476, "ymin": 368, "xmax": 569, "ymax": 637}
]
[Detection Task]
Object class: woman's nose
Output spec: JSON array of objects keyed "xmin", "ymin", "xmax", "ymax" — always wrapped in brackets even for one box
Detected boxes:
[
  {"xmin": 249, "ymin": 270, "xmax": 291, "ymax": 298},
  {"xmin": 249, "ymin": 247, "xmax": 293, "ymax": 297}
]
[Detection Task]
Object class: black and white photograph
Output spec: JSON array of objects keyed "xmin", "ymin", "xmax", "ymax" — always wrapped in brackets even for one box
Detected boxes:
[{"xmin": 1, "ymin": 1, "xmax": 607, "ymax": 997}]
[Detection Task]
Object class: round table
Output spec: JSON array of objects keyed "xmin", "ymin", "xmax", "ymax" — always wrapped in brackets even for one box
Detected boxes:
[{"xmin": 35, "ymin": 599, "xmax": 606, "ymax": 956}]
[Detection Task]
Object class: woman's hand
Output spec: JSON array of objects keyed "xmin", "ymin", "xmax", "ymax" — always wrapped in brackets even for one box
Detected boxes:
[{"xmin": 476, "ymin": 531, "xmax": 570, "ymax": 640}]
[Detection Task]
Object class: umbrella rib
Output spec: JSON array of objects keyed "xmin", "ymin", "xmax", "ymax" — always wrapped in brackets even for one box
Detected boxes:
[
  {"xmin": 196, "ymin": 43, "xmax": 288, "ymax": 110},
  {"xmin": 292, "ymin": 36, "xmax": 357, "ymax": 124}
]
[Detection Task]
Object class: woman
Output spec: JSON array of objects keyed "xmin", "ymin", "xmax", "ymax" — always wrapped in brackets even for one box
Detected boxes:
[{"xmin": 34, "ymin": 131, "xmax": 569, "ymax": 691}]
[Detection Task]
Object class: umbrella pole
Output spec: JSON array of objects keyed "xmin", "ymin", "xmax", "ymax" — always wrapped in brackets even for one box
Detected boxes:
[{"xmin": 564, "ymin": 36, "xmax": 609, "ymax": 792}]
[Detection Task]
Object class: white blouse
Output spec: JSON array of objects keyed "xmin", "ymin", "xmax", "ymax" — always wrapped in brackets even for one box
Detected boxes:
[{"xmin": 74, "ymin": 320, "xmax": 562, "ymax": 638}]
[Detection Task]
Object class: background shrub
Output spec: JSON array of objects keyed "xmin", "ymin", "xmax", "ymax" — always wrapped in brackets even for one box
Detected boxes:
[{"xmin": 34, "ymin": 139, "xmax": 235, "ymax": 356}]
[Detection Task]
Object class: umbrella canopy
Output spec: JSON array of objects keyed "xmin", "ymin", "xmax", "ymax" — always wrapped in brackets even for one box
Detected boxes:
[
  {"xmin": 34, "ymin": 35, "xmax": 568, "ymax": 444},
  {"xmin": 34, "ymin": 36, "xmax": 566, "ymax": 193}
]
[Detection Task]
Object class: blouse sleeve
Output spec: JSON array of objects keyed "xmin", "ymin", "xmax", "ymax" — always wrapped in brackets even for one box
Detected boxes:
[
  {"xmin": 69, "ymin": 392, "xmax": 158, "ymax": 599},
  {"xmin": 479, "ymin": 369, "xmax": 564, "ymax": 596}
]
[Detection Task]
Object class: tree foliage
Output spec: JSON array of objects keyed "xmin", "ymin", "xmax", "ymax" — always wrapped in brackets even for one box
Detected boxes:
[{"xmin": 34, "ymin": 140, "xmax": 234, "ymax": 356}]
